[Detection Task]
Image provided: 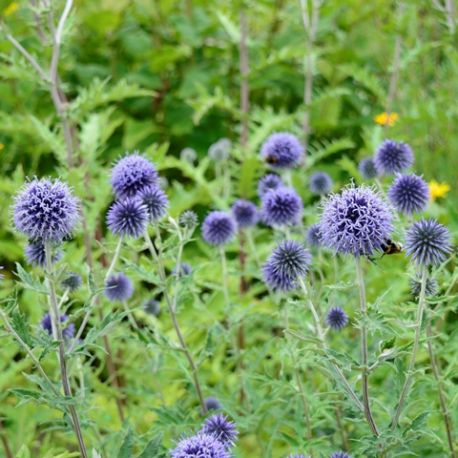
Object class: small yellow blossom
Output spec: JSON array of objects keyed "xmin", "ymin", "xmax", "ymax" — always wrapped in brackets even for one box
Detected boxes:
[
  {"xmin": 374, "ymin": 112, "xmax": 399, "ymax": 127},
  {"xmin": 3, "ymin": 2, "xmax": 19, "ymax": 16},
  {"xmin": 429, "ymin": 180, "xmax": 450, "ymax": 201}
]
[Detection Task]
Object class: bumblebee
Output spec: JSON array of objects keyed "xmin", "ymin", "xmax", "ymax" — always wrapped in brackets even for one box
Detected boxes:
[
  {"xmin": 264, "ymin": 155, "xmax": 279, "ymax": 165},
  {"xmin": 380, "ymin": 238, "xmax": 403, "ymax": 256}
]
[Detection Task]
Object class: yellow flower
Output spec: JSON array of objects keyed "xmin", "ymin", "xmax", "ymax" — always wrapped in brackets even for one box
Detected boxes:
[
  {"xmin": 374, "ymin": 112, "xmax": 399, "ymax": 127},
  {"xmin": 429, "ymin": 180, "xmax": 450, "ymax": 201},
  {"xmin": 3, "ymin": 2, "xmax": 19, "ymax": 16}
]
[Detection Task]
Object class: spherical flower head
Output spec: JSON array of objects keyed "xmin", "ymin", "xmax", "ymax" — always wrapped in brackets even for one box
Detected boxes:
[
  {"xmin": 110, "ymin": 153, "xmax": 158, "ymax": 199},
  {"xmin": 309, "ymin": 172, "xmax": 333, "ymax": 195},
  {"xmin": 105, "ymin": 273, "xmax": 134, "ymax": 302},
  {"xmin": 25, "ymin": 241, "xmax": 62, "ymax": 267},
  {"xmin": 319, "ymin": 185, "xmax": 393, "ymax": 256},
  {"xmin": 107, "ymin": 198, "xmax": 148, "ymax": 238},
  {"xmin": 201, "ymin": 414, "xmax": 238, "ymax": 449},
  {"xmin": 231, "ymin": 199, "xmax": 258, "ymax": 228},
  {"xmin": 13, "ymin": 178, "xmax": 79, "ymax": 242},
  {"xmin": 180, "ymin": 210, "xmax": 199, "ymax": 230},
  {"xmin": 261, "ymin": 187, "xmax": 303, "ymax": 227},
  {"xmin": 41, "ymin": 313, "xmax": 75, "ymax": 339},
  {"xmin": 171, "ymin": 433, "xmax": 230, "ymax": 458},
  {"xmin": 202, "ymin": 211, "xmax": 236, "ymax": 246},
  {"xmin": 405, "ymin": 219, "xmax": 452, "ymax": 267},
  {"xmin": 172, "ymin": 262, "xmax": 193, "ymax": 277},
  {"xmin": 326, "ymin": 307, "xmax": 349, "ymax": 330},
  {"xmin": 61, "ymin": 273, "xmax": 82, "ymax": 292},
  {"xmin": 374, "ymin": 139, "xmax": 414, "ymax": 175},
  {"xmin": 358, "ymin": 157, "xmax": 378, "ymax": 179},
  {"xmin": 139, "ymin": 186, "xmax": 168, "ymax": 222},
  {"xmin": 180, "ymin": 147, "xmax": 197, "ymax": 164},
  {"xmin": 306, "ymin": 224, "xmax": 322, "ymax": 247},
  {"xmin": 388, "ymin": 174, "xmax": 429, "ymax": 215},
  {"xmin": 263, "ymin": 240, "xmax": 311, "ymax": 291},
  {"xmin": 209, "ymin": 138, "xmax": 231, "ymax": 162},
  {"xmin": 144, "ymin": 299, "xmax": 161, "ymax": 316},
  {"xmin": 257, "ymin": 173, "xmax": 284, "ymax": 198},
  {"xmin": 204, "ymin": 397, "xmax": 222, "ymax": 411},
  {"xmin": 330, "ymin": 452, "xmax": 351, "ymax": 458},
  {"xmin": 260, "ymin": 132, "xmax": 303, "ymax": 168},
  {"xmin": 410, "ymin": 275, "xmax": 438, "ymax": 298}
]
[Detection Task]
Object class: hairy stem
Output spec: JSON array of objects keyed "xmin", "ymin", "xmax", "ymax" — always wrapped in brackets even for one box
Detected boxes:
[
  {"xmin": 220, "ymin": 246, "xmax": 230, "ymax": 309},
  {"xmin": 391, "ymin": 267, "xmax": 428, "ymax": 429},
  {"xmin": 355, "ymin": 256, "xmax": 380, "ymax": 436}
]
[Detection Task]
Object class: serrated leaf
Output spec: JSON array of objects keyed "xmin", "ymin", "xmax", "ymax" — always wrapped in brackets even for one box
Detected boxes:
[
  {"xmin": 117, "ymin": 428, "xmax": 134, "ymax": 458},
  {"xmin": 137, "ymin": 435, "xmax": 164, "ymax": 458},
  {"xmin": 15, "ymin": 263, "xmax": 48, "ymax": 294}
]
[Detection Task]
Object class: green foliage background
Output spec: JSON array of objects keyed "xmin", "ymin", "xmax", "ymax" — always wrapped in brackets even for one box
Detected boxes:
[{"xmin": 0, "ymin": 0, "xmax": 457, "ymax": 457}]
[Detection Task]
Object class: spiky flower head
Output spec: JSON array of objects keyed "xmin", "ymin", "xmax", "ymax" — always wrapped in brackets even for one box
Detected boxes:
[
  {"xmin": 306, "ymin": 224, "xmax": 321, "ymax": 247},
  {"xmin": 202, "ymin": 211, "xmax": 236, "ymax": 246},
  {"xmin": 410, "ymin": 275, "xmax": 439, "ymax": 298},
  {"xmin": 263, "ymin": 240, "xmax": 311, "ymax": 291},
  {"xmin": 261, "ymin": 132, "xmax": 303, "ymax": 168},
  {"xmin": 257, "ymin": 173, "xmax": 284, "ymax": 198},
  {"xmin": 201, "ymin": 414, "xmax": 238, "ymax": 449},
  {"xmin": 61, "ymin": 273, "xmax": 82, "ymax": 291},
  {"xmin": 330, "ymin": 452, "xmax": 351, "ymax": 458},
  {"xmin": 111, "ymin": 153, "xmax": 158, "ymax": 199},
  {"xmin": 405, "ymin": 219, "xmax": 452, "ymax": 267},
  {"xmin": 144, "ymin": 299, "xmax": 161, "ymax": 316},
  {"xmin": 139, "ymin": 186, "xmax": 168, "ymax": 222},
  {"xmin": 13, "ymin": 178, "xmax": 79, "ymax": 242},
  {"xmin": 326, "ymin": 307, "xmax": 349, "ymax": 330},
  {"xmin": 107, "ymin": 198, "xmax": 148, "ymax": 238},
  {"xmin": 231, "ymin": 199, "xmax": 258, "ymax": 228},
  {"xmin": 41, "ymin": 313, "xmax": 75, "ymax": 340},
  {"xmin": 172, "ymin": 262, "xmax": 193, "ymax": 277},
  {"xmin": 180, "ymin": 147, "xmax": 197, "ymax": 164},
  {"xmin": 209, "ymin": 138, "xmax": 231, "ymax": 162},
  {"xmin": 261, "ymin": 187, "xmax": 303, "ymax": 227},
  {"xmin": 319, "ymin": 185, "xmax": 393, "ymax": 256},
  {"xmin": 25, "ymin": 241, "xmax": 62, "ymax": 267},
  {"xmin": 358, "ymin": 157, "xmax": 378, "ymax": 179},
  {"xmin": 204, "ymin": 397, "xmax": 222, "ymax": 411},
  {"xmin": 180, "ymin": 210, "xmax": 199, "ymax": 230},
  {"xmin": 171, "ymin": 433, "xmax": 230, "ymax": 458},
  {"xmin": 309, "ymin": 171, "xmax": 333, "ymax": 195},
  {"xmin": 104, "ymin": 273, "xmax": 134, "ymax": 302},
  {"xmin": 388, "ymin": 174, "xmax": 429, "ymax": 214},
  {"xmin": 374, "ymin": 139, "xmax": 414, "ymax": 175}
]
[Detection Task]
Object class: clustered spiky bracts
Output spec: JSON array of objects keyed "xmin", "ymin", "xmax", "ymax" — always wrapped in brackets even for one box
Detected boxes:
[
  {"xmin": 231, "ymin": 199, "xmax": 258, "ymax": 228},
  {"xmin": 263, "ymin": 240, "xmax": 311, "ymax": 291},
  {"xmin": 209, "ymin": 138, "xmax": 231, "ymax": 162},
  {"xmin": 13, "ymin": 178, "xmax": 79, "ymax": 242},
  {"xmin": 261, "ymin": 187, "xmax": 303, "ymax": 227},
  {"xmin": 374, "ymin": 139, "xmax": 414, "ymax": 175},
  {"xmin": 202, "ymin": 211, "xmax": 236, "ymax": 246},
  {"xmin": 25, "ymin": 241, "xmax": 62, "ymax": 267},
  {"xmin": 201, "ymin": 414, "xmax": 238, "ymax": 449},
  {"xmin": 260, "ymin": 132, "xmax": 304, "ymax": 168},
  {"xmin": 388, "ymin": 174, "xmax": 429, "ymax": 214},
  {"xmin": 41, "ymin": 313, "xmax": 75, "ymax": 340},
  {"xmin": 104, "ymin": 273, "xmax": 134, "ymax": 302},
  {"xmin": 61, "ymin": 273, "xmax": 82, "ymax": 291},
  {"xmin": 306, "ymin": 224, "xmax": 322, "ymax": 247},
  {"xmin": 179, "ymin": 210, "xmax": 199, "ymax": 230},
  {"xmin": 330, "ymin": 452, "xmax": 352, "ymax": 458},
  {"xmin": 257, "ymin": 173, "xmax": 284, "ymax": 197},
  {"xmin": 106, "ymin": 198, "xmax": 148, "ymax": 238},
  {"xmin": 140, "ymin": 185, "xmax": 168, "ymax": 222},
  {"xmin": 405, "ymin": 219, "xmax": 452, "ymax": 267},
  {"xmin": 358, "ymin": 157, "xmax": 378, "ymax": 179},
  {"xmin": 309, "ymin": 171, "xmax": 333, "ymax": 195},
  {"xmin": 326, "ymin": 307, "xmax": 349, "ymax": 330},
  {"xmin": 319, "ymin": 185, "xmax": 393, "ymax": 256},
  {"xmin": 144, "ymin": 299, "xmax": 161, "ymax": 316},
  {"xmin": 410, "ymin": 275, "xmax": 439, "ymax": 298}
]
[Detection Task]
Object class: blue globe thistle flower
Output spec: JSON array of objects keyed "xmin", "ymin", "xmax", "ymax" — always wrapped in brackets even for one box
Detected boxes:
[
  {"xmin": 309, "ymin": 172, "xmax": 333, "ymax": 195},
  {"xmin": 107, "ymin": 198, "xmax": 148, "ymax": 238},
  {"xmin": 405, "ymin": 219, "xmax": 452, "ymax": 267},
  {"xmin": 144, "ymin": 299, "xmax": 161, "ymax": 316},
  {"xmin": 209, "ymin": 138, "xmax": 231, "ymax": 162},
  {"xmin": 105, "ymin": 273, "xmax": 134, "ymax": 302},
  {"xmin": 388, "ymin": 174, "xmax": 429, "ymax": 214},
  {"xmin": 25, "ymin": 241, "xmax": 62, "ymax": 267},
  {"xmin": 319, "ymin": 185, "xmax": 393, "ymax": 256},
  {"xmin": 326, "ymin": 307, "xmax": 349, "ymax": 330},
  {"xmin": 111, "ymin": 153, "xmax": 158, "ymax": 199},
  {"xmin": 261, "ymin": 188, "xmax": 303, "ymax": 227},
  {"xmin": 231, "ymin": 199, "xmax": 258, "ymax": 228},
  {"xmin": 263, "ymin": 240, "xmax": 311, "ymax": 291},
  {"xmin": 374, "ymin": 140, "xmax": 414, "ymax": 175},
  {"xmin": 306, "ymin": 224, "xmax": 321, "ymax": 247},
  {"xmin": 204, "ymin": 397, "xmax": 222, "ymax": 411},
  {"xmin": 358, "ymin": 157, "xmax": 378, "ymax": 179},
  {"xmin": 202, "ymin": 211, "xmax": 236, "ymax": 246},
  {"xmin": 13, "ymin": 178, "xmax": 79, "ymax": 242},
  {"xmin": 172, "ymin": 262, "xmax": 193, "ymax": 277},
  {"xmin": 201, "ymin": 414, "xmax": 238, "ymax": 449},
  {"xmin": 180, "ymin": 210, "xmax": 199, "ymax": 230},
  {"xmin": 41, "ymin": 313, "xmax": 75, "ymax": 340},
  {"xmin": 139, "ymin": 186, "xmax": 168, "ymax": 222},
  {"xmin": 410, "ymin": 275, "xmax": 438, "ymax": 298},
  {"xmin": 261, "ymin": 132, "xmax": 303, "ymax": 168},
  {"xmin": 180, "ymin": 147, "xmax": 197, "ymax": 164},
  {"xmin": 257, "ymin": 173, "xmax": 284, "ymax": 198},
  {"xmin": 171, "ymin": 433, "xmax": 230, "ymax": 458},
  {"xmin": 330, "ymin": 452, "xmax": 351, "ymax": 458},
  {"xmin": 61, "ymin": 273, "xmax": 82, "ymax": 291}
]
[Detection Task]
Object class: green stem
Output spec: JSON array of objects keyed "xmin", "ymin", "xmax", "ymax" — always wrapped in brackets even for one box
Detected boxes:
[
  {"xmin": 355, "ymin": 256, "xmax": 380, "ymax": 437},
  {"xmin": 220, "ymin": 246, "xmax": 230, "ymax": 309},
  {"xmin": 106, "ymin": 238, "xmax": 123, "ymax": 279}
]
